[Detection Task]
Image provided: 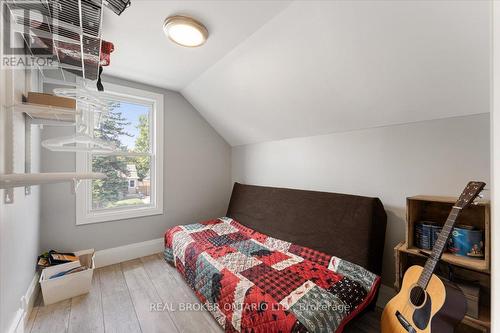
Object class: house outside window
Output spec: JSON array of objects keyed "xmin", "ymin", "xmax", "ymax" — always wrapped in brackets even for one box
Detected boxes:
[{"xmin": 76, "ymin": 83, "xmax": 163, "ymax": 224}]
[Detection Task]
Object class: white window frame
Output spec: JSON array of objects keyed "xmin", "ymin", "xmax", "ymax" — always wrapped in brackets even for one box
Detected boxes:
[{"xmin": 76, "ymin": 82, "xmax": 164, "ymax": 225}]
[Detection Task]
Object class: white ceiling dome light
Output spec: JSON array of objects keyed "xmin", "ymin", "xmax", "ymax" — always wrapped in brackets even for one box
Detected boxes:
[{"xmin": 163, "ymin": 15, "xmax": 208, "ymax": 47}]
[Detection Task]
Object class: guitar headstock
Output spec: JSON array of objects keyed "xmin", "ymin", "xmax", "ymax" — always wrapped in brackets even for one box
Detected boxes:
[{"xmin": 455, "ymin": 181, "xmax": 486, "ymax": 209}]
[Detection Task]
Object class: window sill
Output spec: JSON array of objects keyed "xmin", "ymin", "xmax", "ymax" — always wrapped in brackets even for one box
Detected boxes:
[{"xmin": 76, "ymin": 206, "xmax": 164, "ymax": 225}]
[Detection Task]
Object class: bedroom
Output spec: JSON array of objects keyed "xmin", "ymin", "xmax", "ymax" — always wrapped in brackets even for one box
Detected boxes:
[{"xmin": 0, "ymin": 0, "xmax": 498, "ymax": 332}]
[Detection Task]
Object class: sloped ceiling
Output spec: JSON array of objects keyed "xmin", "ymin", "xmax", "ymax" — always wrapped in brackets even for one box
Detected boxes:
[
  {"xmin": 182, "ymin": 1, "xmax": 490, "ymax": 146},
  {"xmin": 102, "ymin": 1, "xmax": 292, "ymax": 90}
]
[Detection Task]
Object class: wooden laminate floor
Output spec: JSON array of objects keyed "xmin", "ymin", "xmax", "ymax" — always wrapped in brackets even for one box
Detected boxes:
[{"xmin": 27, "ymin": 253, "xmax": 381, "ymax": 333}]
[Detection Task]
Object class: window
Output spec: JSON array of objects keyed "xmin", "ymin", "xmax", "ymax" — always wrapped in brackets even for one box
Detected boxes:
[{"xmin": 76, "ymin": 83, "xmax": 163, "ymax": 224}]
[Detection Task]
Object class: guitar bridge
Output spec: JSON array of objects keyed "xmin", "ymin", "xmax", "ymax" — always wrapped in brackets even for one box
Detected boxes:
[{"xmin": 395, "ymin": 311, "xmax": 416, "ymax": 333}]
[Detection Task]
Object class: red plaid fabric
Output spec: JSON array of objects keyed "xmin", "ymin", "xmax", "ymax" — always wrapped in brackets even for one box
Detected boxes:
[
  {"xmin": 190, "ymin": 229, "xmax": 218, "ymax": 241},
  {"xmin": 230, "ymin": 221, "xmax": 269, "ymax": 244},
  {"xmin": 289, "ymin": 244, "xmax": 331, "ymax": 267},
  {"xmin": 201, "ymin": 219, "xmax": 222, "ymax": 226},
  {"xmin": 255, "ymin": 250, "xmax": 290, "ymax": 266},
  {"xmin": 190, "ymin": 230, "xmax": 219, "ymax": 248},
  {"xmin": 240, "ymin": 263, "xmax": 305, "ymax": 302},
  {"xmin": 164, "ymin": 225, "xmax": 183, "ymax": 247},
  {"xmin": 204, "ymin": 245, "xmax": 237, "ymax": 259},
  {"xmin": 288, "ymin": 260, "xmax": 342, "ymax": 289},
  {"xmin": 217, "ymin": 269, "xmax": 238, "ymax": 312},
  {"xmin": 164, "ymin": 218, "xmax": 380, "ymax": 333},
  {"xmin": 241, "ymin": 286, "xmax": 298, "ymax": 332}
]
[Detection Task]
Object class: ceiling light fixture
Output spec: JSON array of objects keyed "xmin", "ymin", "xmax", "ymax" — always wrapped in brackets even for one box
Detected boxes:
[{"xmin": 163, "ymin": 15, "xmax": 208, "ymax": 47}]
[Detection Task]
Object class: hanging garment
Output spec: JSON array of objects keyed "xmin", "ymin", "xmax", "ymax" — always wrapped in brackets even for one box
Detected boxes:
[
  {"xmin": 100, "ymin": 40, "xmax": 115, "ymax": 66},
  {"xmin": 97, "ymin": 40, "xmax": 115, "ymax": 91}
]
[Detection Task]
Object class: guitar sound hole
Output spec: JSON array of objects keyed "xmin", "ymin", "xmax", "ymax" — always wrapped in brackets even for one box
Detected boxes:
[{"xmin": 409, "ymin": 286, "xmax": 426, "ymax": 307}]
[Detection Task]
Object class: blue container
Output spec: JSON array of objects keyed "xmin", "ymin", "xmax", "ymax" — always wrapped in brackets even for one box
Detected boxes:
[
  {"xmin": 450, "ymin": 225, "xmax": 484, "ymax": 258},
  {"xmin": 431, "ymin": 225, "xmax": 443, "ymax": 249},
  {"xmin": 415, "ymin": 221, "xmax": 438, "ymax": 250}
]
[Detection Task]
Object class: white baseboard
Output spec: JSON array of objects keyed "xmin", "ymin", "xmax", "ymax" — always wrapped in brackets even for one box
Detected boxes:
[
  {"xmin": 8, "ymin": 272, "xmax": 40, "ymax": 333},
  {"xmin": 376, "ymin": 283, "xmax": 396, "ymax": 308},
  {"xmin": 94, "ymin": 238, "xmax": 164, "ymax": 268},
  {"xmin": 6, "ymin": 238, "xmax": 164, "ymax": 333}
]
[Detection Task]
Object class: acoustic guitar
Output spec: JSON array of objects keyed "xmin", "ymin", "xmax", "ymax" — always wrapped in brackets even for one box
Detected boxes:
[{"xmin": 381, "ymin": 181, "xmax": 486, "ymax": 333}]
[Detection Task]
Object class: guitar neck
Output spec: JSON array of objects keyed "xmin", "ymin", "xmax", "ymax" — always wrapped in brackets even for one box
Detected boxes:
[{"xmin": 417, "ymin": 206, "xmax": 461, "ymax": 288}]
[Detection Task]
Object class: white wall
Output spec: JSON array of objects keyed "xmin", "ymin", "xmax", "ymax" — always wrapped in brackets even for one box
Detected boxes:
[
  {"xmin": 0, "ymin": 68, "xmax": 41, "ymax": 332},
  {"xmin": 183, "ymin": 0, "xmax": 490, "ymax": 146},
  {"xmin": 232, "ymin": 114, "xmax": 490, "ymax": 285},
  {"xmin": 491, "ymin": 2, "xmax": 499, "ymax": 330},
  {"xmin": 40, "ymin": 76, "xmax": 232, "ymax": 252}
]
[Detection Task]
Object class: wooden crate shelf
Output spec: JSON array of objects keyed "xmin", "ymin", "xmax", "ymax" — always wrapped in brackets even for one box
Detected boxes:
[
  {"xmin": 400, "ymin": 244, "xmax": 489, "ymax": 273},
  {"xmin": 395, "ymin": 242, "xmax": 491, "ymax": 332},
  {"xmin": 462, "ymin": 303, "xmax": 490, "ymax": 330},
  {"xmin": 391, "ymin": 195, "xmax": 492, "ymax": 332},
  {"xmin": 406, "ymin": 195, "xmax": 490, "ymax": 272}
]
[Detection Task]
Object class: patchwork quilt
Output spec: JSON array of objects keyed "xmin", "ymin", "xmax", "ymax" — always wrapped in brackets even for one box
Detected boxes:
[{"xmin": 164, "ymin": 217, "xmax": 380, "ymax": 333}]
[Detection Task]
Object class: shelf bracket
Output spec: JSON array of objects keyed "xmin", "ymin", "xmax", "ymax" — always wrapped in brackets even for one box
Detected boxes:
[
  {"xmin": 71, "ymin": 178, "xmax": 81, "ymax": 194},
  {"xmin": 4, "ymin": 189, "xmax": 14, "ymax": 204}
]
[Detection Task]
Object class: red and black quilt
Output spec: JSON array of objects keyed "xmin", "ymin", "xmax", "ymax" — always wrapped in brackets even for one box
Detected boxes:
[{"xmin": 164, "ymin": 217, "xmax": 380, "ymax": 333}]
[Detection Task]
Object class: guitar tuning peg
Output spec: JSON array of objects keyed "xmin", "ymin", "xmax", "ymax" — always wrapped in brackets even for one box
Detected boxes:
[{"xmin": 478, "ymin": 194, "xmax": 484, "ymax": 199}]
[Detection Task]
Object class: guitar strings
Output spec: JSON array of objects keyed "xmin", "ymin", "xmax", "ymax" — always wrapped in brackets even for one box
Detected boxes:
[
  {"xmin": 401, "ymin": 211, "xmax": 453, "ymax": 315},
  {"xmin": 396, "ymin": 183, "xmax": 483, "ymax": 323}
]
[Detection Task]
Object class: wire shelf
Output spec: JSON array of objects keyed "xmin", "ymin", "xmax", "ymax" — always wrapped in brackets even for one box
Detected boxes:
[{"xmin": 5, "ymin": 0, "xmax": 104, "ymax": 81}]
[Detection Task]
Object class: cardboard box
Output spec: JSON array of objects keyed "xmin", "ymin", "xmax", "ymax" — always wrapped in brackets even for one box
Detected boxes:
[
  {"xmin": 39, "ymin": 249, "xmax": 95, "ymax": 305},
  {"xmin": 27, "ymin": 92, "xmax": 76, "ymax": 109}
]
